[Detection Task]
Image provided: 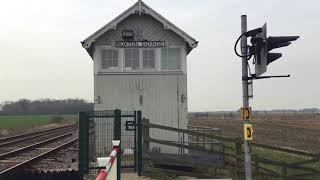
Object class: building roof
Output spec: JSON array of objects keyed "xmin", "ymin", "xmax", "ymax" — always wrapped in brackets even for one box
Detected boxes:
[{"xmin": 81, "ymin": 0, "xmax": 198, "ymax": 57}]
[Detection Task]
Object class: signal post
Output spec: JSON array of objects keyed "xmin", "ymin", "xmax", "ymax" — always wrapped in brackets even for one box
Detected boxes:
[
  {"xmin": 237, "ymin": 15, "xmax": 299, "ymax": 180},
  {"xmin": 240, "ymin": 15, "xmax": 253, "ymax": 180}
]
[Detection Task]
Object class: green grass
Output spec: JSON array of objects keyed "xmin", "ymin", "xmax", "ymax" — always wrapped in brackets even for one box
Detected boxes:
[
  {"xmin": 220, "ymin": 142, "xmax": 320, "ymax": 180},
  {"xmin": 252, "ymin": 146, "xmax": 320, "ymax": 179},
  {"xmin": 0, "ymin": 115, "xmax": 77, "ymax": 128}
]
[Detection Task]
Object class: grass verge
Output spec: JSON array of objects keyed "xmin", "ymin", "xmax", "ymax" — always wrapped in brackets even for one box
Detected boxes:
[{"xmin": 0, "ymin": 115, "xmax": 77, "ymax": 129}]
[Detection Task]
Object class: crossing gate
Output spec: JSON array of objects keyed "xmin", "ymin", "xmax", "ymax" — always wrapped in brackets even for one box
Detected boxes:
[{"xmin": 78, "ymin": 109, "xmax": 142, "ymax": 178}]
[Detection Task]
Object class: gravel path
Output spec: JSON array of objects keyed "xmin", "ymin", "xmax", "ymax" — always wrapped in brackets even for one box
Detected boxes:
[{"xmin": 121, "ymin": 173, "xmax": 151, "ymax": 180}]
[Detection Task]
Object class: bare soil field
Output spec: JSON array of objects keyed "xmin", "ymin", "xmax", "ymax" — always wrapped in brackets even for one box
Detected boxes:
[{"xmin": 189, "ymin": 113, "xmax": 320, "ymax": 154}]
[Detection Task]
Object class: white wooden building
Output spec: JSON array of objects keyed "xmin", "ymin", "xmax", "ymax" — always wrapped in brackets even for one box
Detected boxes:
[{"xmin": 82, "ymin": 0, "xmax": 198, "ymax": 153}]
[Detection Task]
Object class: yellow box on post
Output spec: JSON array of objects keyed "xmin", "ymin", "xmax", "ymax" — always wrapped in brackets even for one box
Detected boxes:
[
  {"xmin": 241, "ymin": 107, "xmax": 252, "ymax": 120},
  {"xmin": 244, "ymin": 124, "xmax": 253, "ymax": 141}
]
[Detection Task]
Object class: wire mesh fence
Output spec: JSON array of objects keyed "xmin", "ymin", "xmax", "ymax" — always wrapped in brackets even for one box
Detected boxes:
[{"xmin": 79, "ymin": 110, "xmax": 140, "ymax": 179}]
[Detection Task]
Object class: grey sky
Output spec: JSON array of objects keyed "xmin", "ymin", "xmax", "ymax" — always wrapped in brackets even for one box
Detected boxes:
[{"xmin": 0, "ymin": 0, "xmax": 319, "ymax": 111}]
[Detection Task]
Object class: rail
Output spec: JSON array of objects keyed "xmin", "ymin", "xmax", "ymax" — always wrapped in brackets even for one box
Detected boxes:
[
  {"xmin": 0, "ymin": 125, "xmax": 76, "ymax": 148},
  {"xmin": 0, "ymin": 124, "xmax": 78, "ymax": 176},
  {"xmin": 0, "ymin": 124, "xmax": 76, "ymax": 143},
  {"xmin": 95, "ymin": 140, "xmax": 121, "ymax": 180},
  {"xmin": 0, "ymin": 138, "xmax": 77, "ymax": 175},
  {"xmin": 0, "ymin": 130, "xmax": 77, "ymax": 176}
]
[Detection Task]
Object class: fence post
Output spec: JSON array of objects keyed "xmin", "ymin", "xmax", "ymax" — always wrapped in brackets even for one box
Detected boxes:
[
  {"xmin": 221, "ymin": 143, "xmax": 225, "ymax": 167},
  {"xmin": 254, "ymin": 155, "xmax": 259, "ymax": 175},
  {"xmin": 235, "ymin": 138, "xmax": 242, "ymax": 175},
  {"xmin": 114, "ymin": 109, "xmax": 121, "ymax": 180},
  {"xmin": 202, "ymin": 129, "xmax": 205, "ymax": 150},
  {"xmin": 142, "ymin": 118, "xmax": 150, "ymax": 153},
  {"xmin": 133, "ymin": 111, "xmax": 137, "ymax": 172},
  {"xmin": 196, "ymin": 128, "xmax": 199, "ymax": 151},
  {"xmin": 281, "ymin": 166, "xmax": 287, "ymax": 180},
  {"xmin": 137, "ymin": 111, "xmax": 142, "ymax": 176},
  {"xmin": 142, "ymin": 118, "xmax": 150, "ymax": 171},
  {"xmin": 78, "ymin": 112, "xmax": 89, "ymax": 176}
]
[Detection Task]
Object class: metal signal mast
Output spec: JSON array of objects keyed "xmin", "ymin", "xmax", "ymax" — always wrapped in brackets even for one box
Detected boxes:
[{"xmin": 235, "ymin": 15, "xmax": 299, "ymax": 180}]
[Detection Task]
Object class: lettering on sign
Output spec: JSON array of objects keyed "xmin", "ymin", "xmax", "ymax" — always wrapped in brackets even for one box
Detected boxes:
[
  {"xmin": 244, "ymin": 124, "xmax": 253, "ymax": 141},
  {"xmin": 115, "ymin": 41, "xmax": 166, "ymax": 48},
  {"xmin": 241, "ymin": 107, "xmax": 252, "ymax": 120}
]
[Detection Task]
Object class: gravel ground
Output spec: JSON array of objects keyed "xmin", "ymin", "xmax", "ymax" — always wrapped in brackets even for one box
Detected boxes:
[
  {"xmin": 122, "ymin": 173, "xmax": 151, "ymax": 180},
  {"xmin": 26, "ymin": 143, "xmax": 78, "ymax": 172},
  {"xmin": 0, "ymin": 135, "xmax": 76, "ymax": 171}
]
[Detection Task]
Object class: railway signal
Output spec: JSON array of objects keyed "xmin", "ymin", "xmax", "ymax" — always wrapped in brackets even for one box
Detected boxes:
[
  {"xmin": 251, "ymin": 23, "xmax": 299, "ymax": 76},
  {"xmin": 234, "ymin": 15, "xmax": 299, "ymax": 180}
]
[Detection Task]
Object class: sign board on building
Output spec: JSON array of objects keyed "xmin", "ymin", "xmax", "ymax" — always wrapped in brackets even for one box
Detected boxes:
[{"xmin": 115, "ymin": 41, "xmax": 166, "ymax": 48}]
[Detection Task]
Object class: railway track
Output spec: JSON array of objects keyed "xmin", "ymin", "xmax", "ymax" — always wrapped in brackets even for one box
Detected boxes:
[
  {"xmin": 0, "ymin": 124, "xmax": 75, "ymax": 146},
  {"xmin": 0, "ymin": 124, "xmax": 76, "ymax": 154},
  {"xmin": 0, "ymin": 124, "xmax": 78, "ymax": 177}
]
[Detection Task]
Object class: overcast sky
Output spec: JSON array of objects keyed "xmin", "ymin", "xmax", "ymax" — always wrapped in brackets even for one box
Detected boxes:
[{"xmin": 0, "ymin": 0, "xmax": 319, "ymax": 111}]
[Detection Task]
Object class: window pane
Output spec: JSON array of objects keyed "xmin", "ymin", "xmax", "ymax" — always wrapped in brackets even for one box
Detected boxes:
[
  {"xmin": 112, "ymin": 60, "xmax": 118, "ymax": 67},
  {"xmin": 125, "ymin": 49, "xmax": 140, "ymax": 70},
  {"xmin": 161, "ymin": 49, "xmax": 168, "ymax": 69},
  {"xmin": 143, "ymin": 49, "xmax": 155, "ymax": 68},
  {"xmin": 101, "ymin": 50, "xmax": 118, "ymax": 69},
  {"xmin": 161, "ymin": 48, "xmax": 180, "ymax": 70},
  {"xmin": 107, "ymin": 50, "xmax": 113, "ymax": 59},
  {"xmin": 107, "ymin": 60, "xmax": 113, "ymax": 67},
  {"xmin": 102, "ymin": 59, "xmax": 108, "ymax": 69},
  {"xmin": 113, "ymin": 51, "xmax": 118, "ymax": 60}
]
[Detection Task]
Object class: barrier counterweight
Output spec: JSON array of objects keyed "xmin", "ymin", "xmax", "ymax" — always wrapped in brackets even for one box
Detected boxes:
[{"xmin": 96, "ymin": 140, "xmax": 121, "ymax": 180}]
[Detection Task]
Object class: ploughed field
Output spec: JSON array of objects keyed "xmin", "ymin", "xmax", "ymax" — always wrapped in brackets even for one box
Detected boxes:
[{"xmin": 189, "ymin": 112, "xmax": 320, "ymax": 154}]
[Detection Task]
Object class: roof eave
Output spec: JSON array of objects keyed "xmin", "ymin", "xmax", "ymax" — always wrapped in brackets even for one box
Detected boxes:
[
  {"xmin": 81, "ymin": 2, "xmax": 139, "ymax": 49},
  {"xmin": 82, "ymin": 0, "xmax": 198, "ymax": 53}
]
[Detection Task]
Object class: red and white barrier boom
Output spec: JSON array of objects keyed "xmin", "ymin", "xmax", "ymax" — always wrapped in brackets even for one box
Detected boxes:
[{"xmin": 95, "ymin": 140, "xmax": 120, "ymax": 180}]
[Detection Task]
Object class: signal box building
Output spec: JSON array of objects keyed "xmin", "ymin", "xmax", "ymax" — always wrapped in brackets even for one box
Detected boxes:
[{"xmin": 82, "ymin": 0, "xmax": 198, "ymax": 152}]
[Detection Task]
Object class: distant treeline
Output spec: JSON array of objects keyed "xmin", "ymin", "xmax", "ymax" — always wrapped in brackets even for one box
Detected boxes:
[
  {"xmin": 189, "ymin": 108, "xmax": 320, "ymax": 119},
  {"xmin": 190, "ymin": 108, "xmax": 320, "ymax": 115},
  {"xmin": 0, "ymin": 99, "xmax": 93, "ymax": 115}
]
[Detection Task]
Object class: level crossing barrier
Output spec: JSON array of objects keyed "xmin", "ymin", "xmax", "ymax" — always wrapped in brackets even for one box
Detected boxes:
[{"xmin": 95, "ymin": 140, "xmax": 121, "ymax": 180}]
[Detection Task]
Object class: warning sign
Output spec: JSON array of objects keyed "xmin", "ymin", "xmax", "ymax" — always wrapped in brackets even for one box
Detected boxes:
[
  {"xmin": 241, "ymin": 107, "xmax": 252, "ymax": 120},
  {"xmin": 244, "ymin": 124, "xmax": 253, "ymax": 141}
]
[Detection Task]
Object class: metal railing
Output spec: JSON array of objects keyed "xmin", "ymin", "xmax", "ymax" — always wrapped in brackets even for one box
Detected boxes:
[{"xmin": 143, "ymin": 120, "xmax": 320, "ymax": 179}]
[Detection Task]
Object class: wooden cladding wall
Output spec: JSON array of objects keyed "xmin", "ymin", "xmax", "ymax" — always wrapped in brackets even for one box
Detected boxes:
[{"xmin": 95, "ymin": 14, "xmax": 186, "ymax": 47}]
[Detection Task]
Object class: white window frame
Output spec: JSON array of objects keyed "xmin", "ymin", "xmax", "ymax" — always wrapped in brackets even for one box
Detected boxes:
[
  {"xmin": 141, "ymin": 48, "xmax": 157, "ymax": 71},
  {"xmin": 123, "ymin": 48, "xmax": 141, "ymax": 72},
  {"xmin": 95, "ymin": 45, "xmax": 185, "ymax": 74},
  {"xmin": 98, "ymin": 46, "xmax": 121, "ymax": 72},
  {"xmin": 160, "ymin": 46, "xmax": 183, "ymax": 71}
]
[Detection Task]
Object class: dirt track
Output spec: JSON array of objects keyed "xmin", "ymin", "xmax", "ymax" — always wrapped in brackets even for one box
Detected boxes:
[{"xmin": 189, "ymin": 115, "xmax": 320, "ymax": 154}]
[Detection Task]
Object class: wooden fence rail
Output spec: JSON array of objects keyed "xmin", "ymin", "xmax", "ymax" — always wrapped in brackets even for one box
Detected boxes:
[{"xmin": 142, "ymin": 119, "xmax": 320, "ymax": 179}]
